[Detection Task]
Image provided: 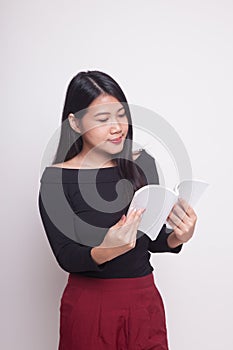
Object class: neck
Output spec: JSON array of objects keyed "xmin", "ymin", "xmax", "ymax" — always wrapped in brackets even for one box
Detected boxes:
[{"xmin": 75, "ymin": 148, "xmax": 117, "ymax": 168}]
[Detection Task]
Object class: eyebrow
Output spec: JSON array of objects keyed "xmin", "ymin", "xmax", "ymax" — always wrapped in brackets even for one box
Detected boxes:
[{"xmin": 94, "ymin": 106, "xmax": 125, "ymax": 117}]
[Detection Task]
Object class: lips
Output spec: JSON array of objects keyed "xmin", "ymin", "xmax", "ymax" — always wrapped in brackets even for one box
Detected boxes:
[{"xmin": 109, "ymin": 136, "xmax": 122, "ymax": 142}]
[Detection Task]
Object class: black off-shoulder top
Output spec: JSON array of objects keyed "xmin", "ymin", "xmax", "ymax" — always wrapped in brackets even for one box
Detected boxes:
[{"xmin": 38, "ymin": 149, "xmax": 182, "ymax": 278}]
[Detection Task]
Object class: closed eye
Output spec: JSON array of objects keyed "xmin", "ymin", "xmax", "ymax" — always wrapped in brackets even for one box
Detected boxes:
[
  {"xmin": 98, "ymin": 119, "xmax": 109, "ymax": 122},
  {"xmin": 98, "ymin": 113, "xmax": 127, "ymax": 123}
]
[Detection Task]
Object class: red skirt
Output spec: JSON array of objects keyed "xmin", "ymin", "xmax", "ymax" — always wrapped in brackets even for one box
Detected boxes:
[{"xmin": 58, "ymin": 272, "xmax": 169, "ymax": 350}]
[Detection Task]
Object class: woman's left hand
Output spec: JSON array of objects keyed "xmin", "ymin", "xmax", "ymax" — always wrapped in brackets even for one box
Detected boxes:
[{"xmin": 167, "ymin": 198, "xmax": 197, "ymax": 244}]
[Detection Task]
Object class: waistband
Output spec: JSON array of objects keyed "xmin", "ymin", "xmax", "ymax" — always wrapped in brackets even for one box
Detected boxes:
[{"xmin": 67, "ymin": 272, "xmax": 155, "ymax": 291}]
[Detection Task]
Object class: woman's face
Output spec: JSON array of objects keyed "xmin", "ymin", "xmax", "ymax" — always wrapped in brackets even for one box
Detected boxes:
[{"xmin": 70, "ymin": 94, "xmax": 129, "ymax": 156}]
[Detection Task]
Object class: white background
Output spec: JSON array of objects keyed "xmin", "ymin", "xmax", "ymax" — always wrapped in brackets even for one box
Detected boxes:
[{"xmin": 1, "ymin": 0, "xmax": 233, "ymax": 349}]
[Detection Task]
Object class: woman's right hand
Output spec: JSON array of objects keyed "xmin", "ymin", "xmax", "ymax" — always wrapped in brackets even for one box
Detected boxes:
[{"xmin": 99, "ymin": 207, "xmax": 146, "ymax": 252}]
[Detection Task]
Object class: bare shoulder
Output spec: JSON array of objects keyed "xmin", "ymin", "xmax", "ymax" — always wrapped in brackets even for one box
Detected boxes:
[
  {"xmin": 50, "ymin": 162, "xmax": 63, "ymax": 168},
  {"xmin": 51, "ymin": 152, "xmax": 143, "ymax": 167},
  {"xmin": 132, "ymin": 149, "xmax": 143, "ymax": 161},
  {"xmin": 50, "ymin": 161, "xmax": 71, "ymax": 168}
]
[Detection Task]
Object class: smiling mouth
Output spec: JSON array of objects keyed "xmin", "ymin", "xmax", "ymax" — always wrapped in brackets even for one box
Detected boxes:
[{"xmin": 108, "ymin": 136, "xmax": 123, "ymax": 142}]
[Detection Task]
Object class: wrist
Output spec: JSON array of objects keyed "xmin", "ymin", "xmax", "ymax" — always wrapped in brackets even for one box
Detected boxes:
[
  {"xmin": 91, "ymin": 246, "xmax": 112, "ymax": 265},
  {"xmin": 167, "ymin": 231, "xmax": 183, "ymax": 249}
]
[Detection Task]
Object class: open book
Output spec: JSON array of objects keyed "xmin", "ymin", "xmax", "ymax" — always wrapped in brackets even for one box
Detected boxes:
[{"xmin": 126, "ymin": 179, "xmax": 209, "ymax": 241}]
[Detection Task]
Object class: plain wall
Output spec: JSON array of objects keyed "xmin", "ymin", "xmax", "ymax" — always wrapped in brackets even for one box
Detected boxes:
[{"xmin": 1, "ymin": 0, "xmax": 233, "ymax": 349}]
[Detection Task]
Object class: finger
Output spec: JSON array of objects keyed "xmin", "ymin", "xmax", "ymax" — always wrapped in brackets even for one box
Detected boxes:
[
  {"xmin": 178, "ymin": 198, "xmax": 197, "ymax": 220},
  {"xmin": 178, "ymin": 198, "xmax": 195, "ymax": 217},
  {"xmin": 172, "ymin": 203, "xmax": 187, "ymax": 222},
  {"xmin": 127, "ymin": 207, "xmax": 137, "ymax": 218},
  {"xmin": 127, "ymin": 210, "xmax": 144, "ymax": 243},
  {"xmin": 117, "ymin": 215, "xmax": 126, "ymax": 226},
  {"xmin": 120, "ymin": 209, "xmax": 138, "ymax": 233},
  {"xmin": 167, "ymin": 211, "xmax": 183, "ymax": 227},
  {"xmin": 132, "ymin": 209, "xmax": 145, "ymax": 232},
  {"xmin": 123, "ymin": 208, "xmax": 146, "ymax": 237},
  {"xmin": 127, "ymin": 206, "xmax": 146, "ymax": 216},
  {"xmin": 178, "ymin": 198, "xmax": 190, "ymax": 210},
  {"xmin": 167, "ymin": 216, "xmax": 193, "ymax": 236},
  {"xmin": 166, "ymin": 218, "xmax": 184, "ymax": 239},
  {"xmin": 127, "ymin": 207, "xmax": 136, "ymax": 216},
  {"xmin": 167, "ymin": 216, "xmax": 184, "ymax": 233},
  {"xmin": 126, "ymin": 207, "xmax": 145, "ymax": 224}
]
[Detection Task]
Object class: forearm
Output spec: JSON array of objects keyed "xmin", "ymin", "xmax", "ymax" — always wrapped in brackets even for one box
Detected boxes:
[
  {"xmin": 90, "ymin": 246, "xmax": 111, "ymax": 265},
  {"xmin": 39, "ymin": 191, "xmax": 108, "ymax": 273},
  {"xmin": 91, "ymin": 244, "xmax": 131, "ymax": 265}
]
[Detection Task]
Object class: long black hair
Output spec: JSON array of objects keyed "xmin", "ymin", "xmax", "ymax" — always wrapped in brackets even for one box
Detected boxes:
[{"xmin": 52, "ymin": 70, "xmax": 146, "ymax": 192}]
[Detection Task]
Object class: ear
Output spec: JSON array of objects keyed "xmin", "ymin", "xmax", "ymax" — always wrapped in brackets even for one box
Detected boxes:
[{"xmin": 68, "ymin": 113, "xmax": 81, "ymax": 133}]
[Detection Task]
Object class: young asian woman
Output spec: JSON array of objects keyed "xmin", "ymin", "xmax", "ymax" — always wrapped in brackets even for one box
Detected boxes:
[{"xmin": 38, "ymin": 70, "xmax": 197, "ymax": 350}]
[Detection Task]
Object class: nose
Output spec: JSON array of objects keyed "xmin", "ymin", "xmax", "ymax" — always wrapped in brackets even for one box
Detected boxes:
[{"xmin": 109, "ymin": 119, "xmax": 122, "ymax": 133}]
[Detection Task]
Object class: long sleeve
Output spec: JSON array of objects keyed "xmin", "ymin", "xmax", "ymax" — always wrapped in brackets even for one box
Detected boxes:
[
  {"xmin": 147, "ymin": 224, "xmax": 182, "ymax": 253},
  {"xmin": 38, "ymin": 182, "xmax": 107, "ymax": 273},
  {"xmin": 38, "ymin": 150, "xmax": 182, "ymax": 279},
  {"xmin": 143, "ymin": 151, "xmax": 183, "ymax": 254}
]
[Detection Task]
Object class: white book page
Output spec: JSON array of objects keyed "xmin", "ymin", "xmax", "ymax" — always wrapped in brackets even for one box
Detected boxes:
[
  {"xmin": 165, "ymin": 179, "xmax": 209, "ymax": 228},
  {"xmin": 126, "ymin": 185, "xmax": 178, "ymax": 240},
  {"xmin": 174, "ymin": 179, "xmax": 209, "ymax": 208}
]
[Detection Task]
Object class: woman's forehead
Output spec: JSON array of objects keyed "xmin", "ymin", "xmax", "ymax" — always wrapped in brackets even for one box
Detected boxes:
[{"xmin": 87, "ymin": 101, "xmax": 125, "ymax": 115}]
